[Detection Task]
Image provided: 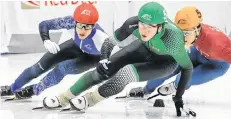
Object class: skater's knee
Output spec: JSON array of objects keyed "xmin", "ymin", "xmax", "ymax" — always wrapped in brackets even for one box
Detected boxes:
[
  {"xmin": 91, "ymin": 70, "xmax": 105, "ymax": 83},
  {"xmin": 29, "ymin": 63, "xmax": 45, "ymax": 78},
  {"xmin": 56, "ymin": 61, "xmax": 77, "ymax": 75},
  {"xmin": 215, "ymin": 62, "xmax": 230, "ymax": 74}
]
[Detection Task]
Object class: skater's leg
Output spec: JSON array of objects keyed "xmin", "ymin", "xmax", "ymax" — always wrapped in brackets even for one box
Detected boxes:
[
  {"xmin": 97, "ymin": 65, "xmax": 138, "ymax": 98},
  {"xmin": 32, "ymin": 55, "xmax": 100, "ymax": 95},
  {"xmin": 69, "ymin": 64, "xmax": 138, "ymax": 108},
  {"xmin": 145, "ymin": 76, "xmax": 172, "ymax": 94},
  {"xmin": 32, "ymin": 58, "xmax": 82, "ymax": 95},
  {"xmin": 142, "ymin": 46, "xmax": 201, "ymax": 96},
  {"xmin": 124, "ymin": 58, "xmax": 178, "ymax": 97},
  {"xmin": 67, "ymin": 57, "xmax": 178, "ymax": 109},
  {"xmin": 144, "ymin": 66, "xmax": 181, "ymax": 94},
  {"xmin": 133, "ymin": 47, "xmax": 198, "ymax": 95},
  {"xmin": 57, "ymin": 40, "xmax": 149, "ymax": 105},
  {"xmin": 175, "ymin": 60, "xmax": 230, "ymax": 89},
  {"xmin": 68, "ymin": 40, "xmax": 149, "ymax": 96},
  {"xmin": 135, "ymin": 60, "xmax": 178, "ymax": 83},
  {"xmin": 10, "ymin": 39, "xmax": 82, "ymax": 93},
  {"xmin": 157, "ymin": 47, "xmax": 230, "ymax": 96},
  {"xmin": 174, "ymin": 46, "xmax": 230, "ymax": 89}
]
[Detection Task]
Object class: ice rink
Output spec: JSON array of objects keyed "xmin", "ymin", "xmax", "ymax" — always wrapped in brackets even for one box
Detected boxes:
[{"xmin": 1, "ymin": 53, "xmax": 231, "ymax": 119}]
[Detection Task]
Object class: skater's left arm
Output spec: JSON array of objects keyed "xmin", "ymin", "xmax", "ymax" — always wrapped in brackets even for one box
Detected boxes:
[
  {"xmin": 173, "ymin": 47, "xmax": 193, "ymax": 98},
  {"xmin": 170, "ymin": 36, "xmax": 193, "ymax": 99},
  {"xmin": 169, "ymin": 34, "xmax": 193, "ymax": 116}
]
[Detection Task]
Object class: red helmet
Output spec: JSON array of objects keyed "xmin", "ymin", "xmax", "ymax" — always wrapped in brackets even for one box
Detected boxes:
[{"xmin": 73, "ymin": 3, "xmax": 99, "ymax": 24}]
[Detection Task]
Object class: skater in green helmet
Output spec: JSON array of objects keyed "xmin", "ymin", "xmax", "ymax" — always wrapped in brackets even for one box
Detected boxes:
[{"xmin": 43, "ymin": 2, "xmax": 193, "ymax": 117}]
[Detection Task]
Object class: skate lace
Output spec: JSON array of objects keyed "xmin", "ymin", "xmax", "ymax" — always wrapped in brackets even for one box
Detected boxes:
[
  {"xmin": 16, "ymin": 89, "xmax": 29, "ymax": 98},
  {"xmin": 22, "ymin": 89, "xmax": 29, "ymax": 94}
]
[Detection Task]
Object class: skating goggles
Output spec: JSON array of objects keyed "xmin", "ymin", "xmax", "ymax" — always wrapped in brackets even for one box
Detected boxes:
[
  {"xmin": 182, "ymin": 30, "xmax": 196, "ymax": 37},
  {"xmin": 183, "ymin": 29, "xmax": 199, "ymax": 44},
  {"xmin": 139, "ymin": 21, "xmax": 158, "ymax": 28},
  {"xmin": 75, "ymin": 22, "xmax": 94, "ymax": 30},
  {"xmin": 183, "ymin": 25, "xmax": 201, "ymax": 37}
]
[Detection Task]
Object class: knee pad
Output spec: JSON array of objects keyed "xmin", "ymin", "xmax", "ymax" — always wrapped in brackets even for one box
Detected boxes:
[
  {"xmin": 98, "ymin": 65, "xmax": 138, "ymax": 98},
  {"xmin": 91, "ymin": 70, "xmax": 105, "ymax": 84},
  {"xmin": 56, "ymin": 60, "xmax": 77, "ymax": 75}
]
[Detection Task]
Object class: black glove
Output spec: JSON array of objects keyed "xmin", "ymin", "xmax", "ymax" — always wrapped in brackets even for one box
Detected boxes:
[
  {"xmin": 97, "ymin": 59, "xmax": 111, "ymax": 78},
  {"xmin": 172, "ymin": 95, "xmax": 183, "ymax": 117}
]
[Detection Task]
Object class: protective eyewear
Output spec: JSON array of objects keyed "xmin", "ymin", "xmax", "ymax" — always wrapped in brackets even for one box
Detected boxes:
[{"xmin": 76, "ymin": 22, "xmax": 94, "ymax": 30}]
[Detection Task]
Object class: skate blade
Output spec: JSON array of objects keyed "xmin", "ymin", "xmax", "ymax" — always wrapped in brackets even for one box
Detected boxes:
[
  {"xmin": 60, "ymin": 108, "xmax": 72, "ymax": 112},
  {"xmin": 32, "ymin": 105, "xmax": 62, "ymax": 111},
  {"xmin": 32, "ymin": 106, "xmax": 44, "ymax": 110},
  {"xmin": 60, "ymin": 108, "xmax": 86, "ymax": 113},
  {"xmin": 4, "ymin": 97, "xmax": 31, "ymax": 102},
  {"xmin": 115, "ymin": 96, "xmax": 127, "ymax": 99},
  {"xmin": 4, "ymin": 97, "xmax": 16, "ymax": 101},
  {"xmin": 0, "ymin": 96, "xmax": 14, "ymax": 99}
]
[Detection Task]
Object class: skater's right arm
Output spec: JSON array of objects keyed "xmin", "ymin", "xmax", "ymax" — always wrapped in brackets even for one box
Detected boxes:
[
  {"xmin": 101, "ymin": 16, "xmax": 139, "ymax": 58},
  {"xmin": 114, "ymin": 16, "xmax": 139, "ymax": 47},
  {"xmin": 100, "ymin": 16, "xmax": 139, "ymax": 59},
  {"xmin": 39, "ymin": 16, "xmax": 75, "ymax": 54},
  {"xmin": 39, "ymin": 16, "xmax": 75, "ymax": 41}
]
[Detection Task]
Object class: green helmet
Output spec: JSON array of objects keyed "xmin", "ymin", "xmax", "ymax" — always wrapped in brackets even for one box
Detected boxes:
[{"xmin": 138, "ymin": 2, "xmax": 167, "ymax": 24}]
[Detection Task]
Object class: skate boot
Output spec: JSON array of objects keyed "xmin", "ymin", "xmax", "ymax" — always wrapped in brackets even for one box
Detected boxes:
[
  {"xmin": 1, "ymin": 85, "xmax": 13, "ymax": 96},
  {"xmin": 69, "ymin": 90, "xmax": 105, "ymax": 111},
  {"xmin": 14, "ymin": 86, "xmax": 34, "ymax": 99},
  {"xmin": 43, "ymin": 96, "xmax": 62, "ymax": 109},
  {"xmin": 43, "ymin": 89, "xmax": 75, "ymax": 109},
  {"xmin": 157, "ymin": 81, "xmax": 176, "ymax": 96},
  {"xmin": 128, "ymin": 87, "xmax": 146, "ymax": 98}
]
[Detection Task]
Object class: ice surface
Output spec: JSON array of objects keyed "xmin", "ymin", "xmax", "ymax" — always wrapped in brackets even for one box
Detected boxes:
[{"xmin": 1, "ymin": 53, "xmax": 231, "ymax": 119}]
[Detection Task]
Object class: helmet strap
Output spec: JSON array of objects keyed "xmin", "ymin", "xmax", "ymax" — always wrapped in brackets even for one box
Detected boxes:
[
  {"xmin": 191, "ymin": 24, "xmax": 201, "ymax": 44},
  {"xmin": 156, "ymin": 24, "xmax": 162, "ymax": 34}
]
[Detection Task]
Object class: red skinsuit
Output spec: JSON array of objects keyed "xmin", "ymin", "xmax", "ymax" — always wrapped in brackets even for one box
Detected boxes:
[{"xmin": 194, "ymin": 24, "xmax": 231, "ymax": 63}]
